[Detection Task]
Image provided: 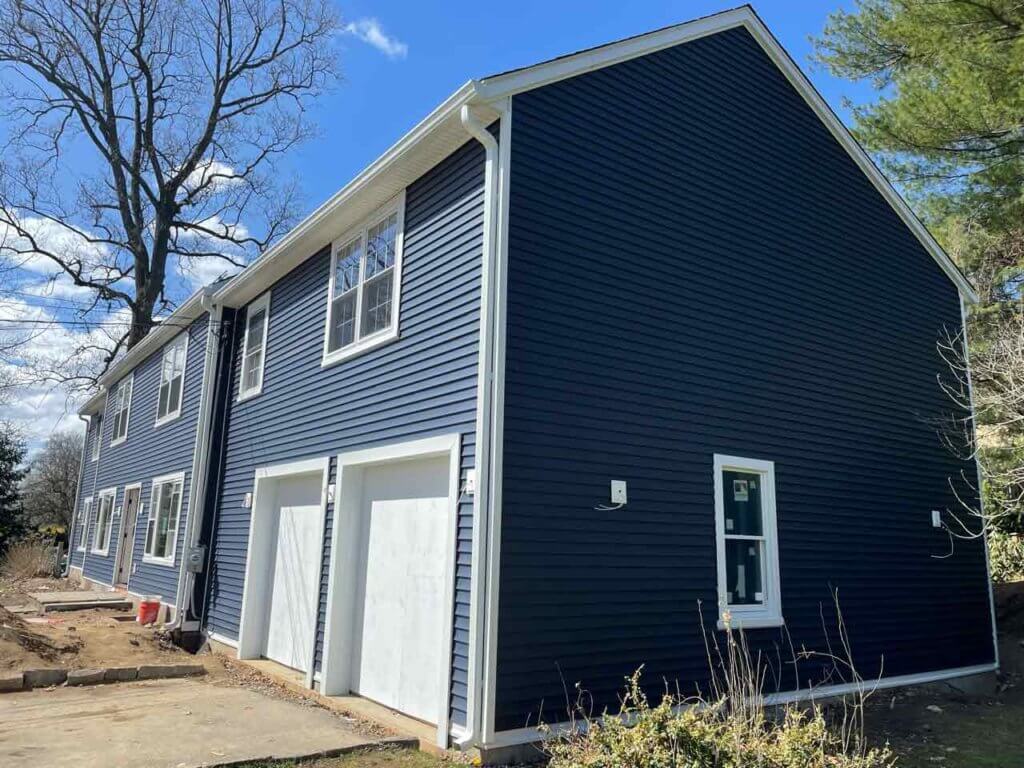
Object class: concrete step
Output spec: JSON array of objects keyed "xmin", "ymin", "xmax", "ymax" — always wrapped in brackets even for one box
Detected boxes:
[{"xmin": 40, "ymin": 600, "xmax": 133, "ymax": 613}]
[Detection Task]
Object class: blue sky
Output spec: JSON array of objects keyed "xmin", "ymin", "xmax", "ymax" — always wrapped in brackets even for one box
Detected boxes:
[
  {"xmin": 299, "ymin": 1, "xmax": 867, "ymax": 207},
  {"xmin": 2, "ymin": 2, "xmax": 873, "ymax": 446}
]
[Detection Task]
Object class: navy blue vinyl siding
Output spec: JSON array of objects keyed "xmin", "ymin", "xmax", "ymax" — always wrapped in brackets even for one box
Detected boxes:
[
  {"xmin": 494, "ymin": 27, "xmax": 993, "ymax": 731},
  {"xmin": 70, "ymin": 419, "xmax": 102, "ymax": 568},
  {"xmin": 79, "ymin": 314, "xmax": 210, "ymax": 604},
  {"xmin": 202, "ymin": 137, "xmax": 485, "ymax": 727}
]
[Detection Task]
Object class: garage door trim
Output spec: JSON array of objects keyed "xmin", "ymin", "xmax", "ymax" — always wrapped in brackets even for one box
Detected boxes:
[
  {"xmin": 236, "ymin": 456, "xmax": 331, "ymax": 689},
  {"xmin": 321, "ymin": 434, "xmax": 461, "ymax": 748}
]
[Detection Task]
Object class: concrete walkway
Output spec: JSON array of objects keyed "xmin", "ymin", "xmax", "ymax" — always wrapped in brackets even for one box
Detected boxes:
[{"xmin": 0, "ymin": 678, "xmax": 385, "ymax": 767}]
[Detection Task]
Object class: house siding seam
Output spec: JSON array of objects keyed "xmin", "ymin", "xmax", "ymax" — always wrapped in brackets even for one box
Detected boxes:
[
  {"xmin": 494, "ymin": 27, "xmax": 993, "ymax": 731},
  {"xmin": 80, "ymin": 314, "xmax": 211, "ymax": 603},
  {"xmin": 201, "ymin": 136, "xmax": 486, "ymax": 728}
]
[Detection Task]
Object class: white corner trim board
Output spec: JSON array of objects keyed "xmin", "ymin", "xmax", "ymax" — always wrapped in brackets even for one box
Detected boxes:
[{"xmin": 484, "ymin": 663, "xmax": 998, "ymax": 749}]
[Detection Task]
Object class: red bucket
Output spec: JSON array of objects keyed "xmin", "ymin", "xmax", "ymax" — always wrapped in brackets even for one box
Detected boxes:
[{"xmin": 137, "ymin": 597, "xmax": 160, "ymax": 625}]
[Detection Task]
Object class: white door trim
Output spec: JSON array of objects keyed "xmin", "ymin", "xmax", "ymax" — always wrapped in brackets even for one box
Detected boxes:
[
  {"xmin": 114, "ymin": 482, "xmax": 143, "ymax": 587},
  {"xmin": 236, "ymin": 455, "xmax": 330, "ymax": 688},
  {"xmin": 321, "ymin": 433, "xmax": 461, "ymax": 748}
]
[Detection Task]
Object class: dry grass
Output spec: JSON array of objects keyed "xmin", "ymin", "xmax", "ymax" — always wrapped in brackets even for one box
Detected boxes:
[{"xmin": 1, "ymin": 540, "xmax": 58, "ymax": 580}]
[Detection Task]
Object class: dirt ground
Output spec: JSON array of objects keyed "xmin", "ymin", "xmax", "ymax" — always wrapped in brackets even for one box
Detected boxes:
[{"xmin": 863, "ymin": 581, "xmax": 1024, "ymax": 767}]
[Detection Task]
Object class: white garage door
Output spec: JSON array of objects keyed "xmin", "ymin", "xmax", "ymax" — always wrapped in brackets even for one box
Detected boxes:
[
  {"xmin": 264, "ymin": 474, "xmax": 323, "ymax": 672},
  {"xmin": 352, "ymin": 456, "xmax": 449, "ymax": 724}
]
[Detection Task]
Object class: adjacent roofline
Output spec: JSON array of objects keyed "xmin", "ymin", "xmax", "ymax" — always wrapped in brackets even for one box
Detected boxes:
[{"xmin": 78, "ymin": 286, "xmax": 215, "ymax": 416}]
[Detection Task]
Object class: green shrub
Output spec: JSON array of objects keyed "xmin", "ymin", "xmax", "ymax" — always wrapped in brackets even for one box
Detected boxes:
[
  {"xmin": 989, "ymin": 531, "xmax": 1024, "ymax": 582},
  {"xmin": 546, "ymin": 673, "xmax": 894, "ymax": 768}
]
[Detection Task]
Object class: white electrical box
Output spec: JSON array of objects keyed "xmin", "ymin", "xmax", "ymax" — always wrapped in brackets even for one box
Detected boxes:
[
  {"xmin": 242, "ymin": 492, "xmax": 252, "ymax": 509},
  {"xmin": 610, "ymin": 480, "xmax": 628, "ymax": 505},
  {"xmin": 465, "ymin": 469, "xmax": 476, "ymax": 495},
  {"xmin": 327, "ymin": 484, "xmax": 336, "ymax": 504},
  {"xmin": 931, "ymin": 509, "xmax": 942, "ymax": 528}
]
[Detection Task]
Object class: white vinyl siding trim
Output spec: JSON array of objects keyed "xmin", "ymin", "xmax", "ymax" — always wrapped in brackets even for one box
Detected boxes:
[
  {"xmin": 322, "ymin": 192, "xmax": 405, "ymax": 367},
  {"xmin": 238, "ymin": 292, "xmax": 270, "ymax": 401},
  {"xmin": 144, "ymin": 472, "xmax": 184, "ymax": 565},
  {"xmin": 155, "ymin": 333, "xmax": 189, "ymax": 426},
  {"xmin": 77, "ymin": 497, "xmax": 92, "ymax": 551},
  {"xmin": 92, "ymin": 488, "xmax": 116, "ymax": 556},
  {"xmin": 713, "ymin": 454, "xmax": 783, "ymax": 630},
  {"xmin": 109, "ymin": 375, "xmax": 133, "ymax": 446}
]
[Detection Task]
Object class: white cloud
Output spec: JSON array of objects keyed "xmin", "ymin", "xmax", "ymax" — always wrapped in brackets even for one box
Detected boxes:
[
  {"xmin": 0, "ymin": 216, "xmax": 110, "ymax": 275},
  {"xmin": 342, "ymin": 18, "xmax": 408, "ymax": 59},
  {"xmin": 182, "ymin": 159, "xmax": 243, "ymax": 196}
]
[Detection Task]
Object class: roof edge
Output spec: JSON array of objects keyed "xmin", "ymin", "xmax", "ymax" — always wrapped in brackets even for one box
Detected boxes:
[
  {"xmin": 78, "ymin": 286, "xmax": 214, "ymax": 416},
  {"xmin": 473, "ymin": 5, "xmax": 977, "ymax": 303}
]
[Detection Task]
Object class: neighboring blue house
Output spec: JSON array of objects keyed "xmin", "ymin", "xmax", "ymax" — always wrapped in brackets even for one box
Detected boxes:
[
  {"xmin": 68, "ymin": 288, "xmax": 221, "ymax": 614},
  {"xmin": 69, "ymin": 6, "xmax": 998, "ymax": 759}
]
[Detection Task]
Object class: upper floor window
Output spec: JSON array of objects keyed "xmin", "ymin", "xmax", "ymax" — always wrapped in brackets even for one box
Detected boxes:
[
  {"xmin": 110, "ymin": 375, "xmax": 133, "ymax": 446},
  {"xmin": 323, "ymin": 195, "xmax": 405, "ymax": 366},
  {"xmin": 90, "ymin": 418, "xmax": 101, "ymax": 461},
  {"xmin": 156, "ymin": 333, "xmax": 189, "ymax": 425},
  {"xmin": 145, "ymin": 473, "xmax": 183, "ymax": 564},
  {"xmin": 713, "ymin": 454, "xmax": 783, "ymax": 630},
  {"xmin": 92, "ymin": 488, "xmax": 116, "ymax": 555},
  {"xmin": 239, "ymin": 292, "xmax": 270, "ymax": 401}
]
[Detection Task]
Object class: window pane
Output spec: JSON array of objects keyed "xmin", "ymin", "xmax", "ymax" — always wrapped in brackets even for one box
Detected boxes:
[
  {"xmin": 329, "ymin": 292, "xmax": 357, "ymax": 350},
  {"xmin": 725, "ymin": 538, "xmax": 764, "ymax": 605},
  {"xmin": 334, "ymin": 239, "xmax": 362, "ymax": 296},
  {"xmin": 243, "ymin": 349, "xmax": 263, "ymax": 391},
  {"xmin": 365, "ymin": 213, "xmax": 397, "ymax": 279},
  {"xmin": 360, "ymin": 269, "xmax": 393, "ymax": 337},
  {"xmin": 158, "ymin": 383, "xmax": 170, "ymax": 418},
  {"xmin": 169, "ymin": 377, "xmax": 182, "ymax": 413},
  {"xmin": 246, "ymin": 309, "xmax": 266, "ymax": 351},
  {"xmin": 722, "ymin": 470, "xmax": 763, "ymax": 536},
  {"xmin": 145, "ymin": 518, "xmax": 155, "ymax": 555}
]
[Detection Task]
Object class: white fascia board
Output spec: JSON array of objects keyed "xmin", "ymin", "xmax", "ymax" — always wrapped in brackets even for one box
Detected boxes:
[
  {"xmin": 213, "ymin": 82, "xmax": 480, "ymax": 309},
  {"xmin": 78, "ymin": 286, "xmax": 215, "ymax": 416},
  {"xmin": 472, "ymin": 6, "xmax": 977, "ymax": 304}
]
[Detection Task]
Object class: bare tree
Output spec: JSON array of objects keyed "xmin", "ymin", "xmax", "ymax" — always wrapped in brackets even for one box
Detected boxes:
[
  {"xmin": 937, "ymin": 309, "xmax": 1024, "ymax": 538},
  {"xmin": 21, "ymin": 430, "xmax": 83, "ymax": 530},
  {"xmin": 0, "ymin": 0, "xmax": 341, "ymax": 376}
]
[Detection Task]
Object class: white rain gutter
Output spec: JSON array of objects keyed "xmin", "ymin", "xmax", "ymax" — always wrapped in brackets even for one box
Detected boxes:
[
  {"xmin": 458, "ymin": 101, "xmax": 502, "ymax": 750},
  {"xmin": 169, "ymin": 293, "xmax": 224, "ymax": 630}
]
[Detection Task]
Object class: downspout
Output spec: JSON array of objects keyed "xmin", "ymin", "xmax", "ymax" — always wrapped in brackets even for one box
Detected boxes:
[
  {"xmin": 960, "ymin": 295, "xmax": 1000, "ymax": 672},
  {"xmin": 458, "ymin": 101, "xmax": 503, "ymax": 750},
  {"xmin": 169, "ymin": 292, "xmax": 223, "ymax": 632},
  {"xmin": 62, "ymin": 414, "xmax": 92, "ymax": 578}
]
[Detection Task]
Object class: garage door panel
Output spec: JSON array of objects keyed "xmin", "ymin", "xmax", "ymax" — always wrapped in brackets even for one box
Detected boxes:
[{"xmin": 354, "ymin": 457, "xmax": 450, "ymax": 725}]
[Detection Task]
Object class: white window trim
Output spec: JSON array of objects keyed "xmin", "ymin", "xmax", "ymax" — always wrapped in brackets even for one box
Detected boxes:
[
  {"xmin": 713, "ymin": 454, "xmax": 783, "ymax": 630},
  {"xmin": 143, "ymin": 471, "xmax": 185, "ymax": 566},
  {"xmin": 92, "ymin": 487, "xmax": 117, "ymax": 556},
  {"xmin": 109, "ymin": 374, "xmax": 134, "ymax": 447},
  {"xmin": 77, "ymin": 497, "xmax": 93, "ymax": 551},
  {"xmin": 237, "ymin": 292, "xmax": 271, "ymax": 402},
  {"xmin": 154, "ymin": 332, "xmax": 189, "ymax": 427},
  {"xmin": 321, "ymin": 192, "xmax": 405, "ymax": 368}
]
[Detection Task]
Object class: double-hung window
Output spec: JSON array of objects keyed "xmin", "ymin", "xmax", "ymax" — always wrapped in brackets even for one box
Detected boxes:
[
  {"xmin": 90, "ymin": 418, "xmax": 101, "ymax": 461},
  {"xmin": 145, "ymin": 473, "xmax": 183, "ymax": 564},
  {"xmin": 323, "ymin": 195, "xmax": 404, "ymax": 365},
  {"xmin": 713, "ymin": 454, "xmax": 783, "ymax": 629},
  {"xmin": 77, "ymin": 498, "xmax": 92, "ymax": 551},
  {"xmin": 110, "ymin": 375, "xmax": 133, "ymax": 446},
  {"xmin": 156, "ymin": 334, "xmax": 188, "ymax": 424},
  {"xmin": 238, "ymin": 292, "xmax": 270, "ymax": 400},
  {"xmin": 92, "ymin": 489, "xmax": 116, "ymax": 555}
]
